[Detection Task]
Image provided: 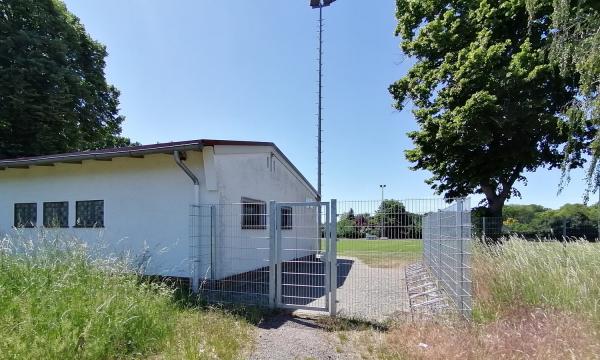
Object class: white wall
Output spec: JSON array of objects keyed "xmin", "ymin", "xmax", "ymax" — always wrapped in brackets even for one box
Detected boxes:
[
  {"xmin": 0, "ymin": 152, "xmax": 207, "ymax": 278},
  {"xmin": 209, "ymin": 146, "xmax": 319, "ymax": 279},
  {"xmin": 0, "ymin": 145, "xmax": 319, "ymax": 282}
]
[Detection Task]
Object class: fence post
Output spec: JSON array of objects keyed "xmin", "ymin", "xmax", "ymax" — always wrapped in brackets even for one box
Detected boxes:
[
  {"xmin": 210, "ymin": 205, "xmax": 216, "ymax": 280},
  {"xmin": 458, "ymin": 199, "xmax": 471, "ymax": 318},
  {"xmin": 455, "ymin": 200, "xmax": 463, "ymax": 315},
  {"xmin": 190, "ymin": 205, "xmax": 200, "ymax": 294},
  {"xmin": 482, "ymin": 217, "xmax": 486, "ymax": 240},
  {"xmin": 269, "ymin": 201, "xmax": 277, "ymax": 308},
  {"xmin": 563, "ymin": 218, "xmax": 567, "ymax": 239},
  {"xmin": 437, "ymin": 210, "xmax": 442, "ymax": 281},
  {"xmin": 329, "ymin": 199, "xmax": 338, "ymax": 316}
]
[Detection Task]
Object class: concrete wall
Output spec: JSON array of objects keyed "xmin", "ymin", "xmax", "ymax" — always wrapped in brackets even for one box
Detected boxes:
[
  {"xmin": 0, "ymin": 145, "xmax": 319, "ymax": 281},
  {"xmin": 205, "ymin": 145, "xmax": 319, "ymax": 279},
  {"xmin": 0, "ymin": 152, "xmax": 207, "ymax": 278}
]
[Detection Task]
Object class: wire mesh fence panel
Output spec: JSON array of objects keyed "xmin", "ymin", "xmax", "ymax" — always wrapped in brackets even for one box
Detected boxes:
[
  {"xmin": 472, "ymin": 216, "xmax": 600, "ymax": 241},
  {"xmin": 189, "ymin": 199, "xmax": 472, "ymax": 319},
  {"xmin": 276, "ymin": 202, "xmax": 329, "ymax": 311},
  {"xmin": 422, "ymin": 199, "xmax": 471, "ymax": 318},
  {"xmin": 190, "ymin": 202, "xmax": 272, "ymax": 306},
  {"xmin": 334, "ymin": 199, "xmax": 456, "ymax": 321}
]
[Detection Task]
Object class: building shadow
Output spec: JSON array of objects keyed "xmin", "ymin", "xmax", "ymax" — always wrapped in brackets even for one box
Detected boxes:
[{"xmin": 199, "ymin": 256, "xmax": 355, "ymax": 307}]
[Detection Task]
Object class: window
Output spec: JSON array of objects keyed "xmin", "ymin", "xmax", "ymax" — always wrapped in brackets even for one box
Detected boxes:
[
  {"xmin": 76, "ymin": 200, "xmax": 104, "ymax": 228},
  {"xmin": 14, "ymin": 203, "xmax": 36, "ymax": 228},
  {"xmin": 281, "ymin": 206, "xmax": 293, "ymax": 230},
  {"xmin": 43, "ymin": 202, "xmax": 69, "ymax": 228},
  {"xmin": 241, "ymin": 198, "xmax": 267, "ymax": 229}
]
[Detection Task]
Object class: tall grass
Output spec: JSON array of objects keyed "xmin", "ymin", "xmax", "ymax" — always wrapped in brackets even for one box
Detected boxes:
[
  {"xmin": 370, "ymin": 237, "xmax": 600, "ymax": 359},
  {"xmin": 0, "ymin": 233, "xmax": 253, "ymax": 359},
  {"xmin": 473, "ymin": 237, "xmax": 600, "ymax": 324}
]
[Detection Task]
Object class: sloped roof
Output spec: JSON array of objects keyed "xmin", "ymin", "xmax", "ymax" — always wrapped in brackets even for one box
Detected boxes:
[{"xmin": 0, "ymin": 139, "xmax": 319, "ymax": 198}]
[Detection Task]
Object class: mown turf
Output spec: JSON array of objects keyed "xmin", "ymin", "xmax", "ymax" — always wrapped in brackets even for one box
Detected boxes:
[
  {"xmin": 330, "ymin": 239, "xmax": 423, "ymax": 268},
  {"xmin": 0, "ymin": 236, "xmax": 255, "ymax": 360}
]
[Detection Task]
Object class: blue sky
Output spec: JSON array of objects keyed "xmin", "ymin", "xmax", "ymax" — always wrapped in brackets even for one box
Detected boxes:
[{"xmin": 63, "ymin": 0, "xmax": 588, "ymax": 209}]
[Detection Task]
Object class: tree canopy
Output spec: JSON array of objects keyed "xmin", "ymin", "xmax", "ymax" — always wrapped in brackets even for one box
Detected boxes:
[
  {"xmin": 337, "ymin": 200, "xmax": 421, "ymax": 239},
  {"xmin": 0, "ymin": 0, "xmax": 132, "ymax": 159},
  {"xmin": 390, "ymin": 0, "xmax": 592, "ymax": 217},
  {"xmin": 530, "ymin": 0, "xmax": 600, "ymax": 201},
  {"xmin": 486, "ymin": 203, "xmax": 599, "ymax": 239}
]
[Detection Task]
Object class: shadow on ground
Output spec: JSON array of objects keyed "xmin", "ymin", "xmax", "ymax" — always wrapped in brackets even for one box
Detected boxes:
[{"xmin": 198, "ymin": 257, "xmax": 354, "ymax": 306}]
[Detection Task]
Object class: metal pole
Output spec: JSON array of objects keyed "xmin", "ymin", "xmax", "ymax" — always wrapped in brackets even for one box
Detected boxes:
[
  {"xmin": 317, "ymin": 4, "xmax": 323, "ymax": 198},
  {"xmin": 482, "ymin": 217, "xmax": 486, "ymax": 241},
  {"xmin": 269, "ymin": 201, "xmax": 277, "ymax": 308},
  {"xmin": 380, "ymin": 185, "xmax": 385, "ymax": 238},
  {"xmin": 329, "ymin": 199, "xmax": 337, "ymax": 316}
]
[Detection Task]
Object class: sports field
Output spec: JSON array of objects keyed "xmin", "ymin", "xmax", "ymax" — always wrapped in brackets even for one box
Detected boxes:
[{"xmin": 325, "ymin": 239, "xmax": 423, "ymax": 268}]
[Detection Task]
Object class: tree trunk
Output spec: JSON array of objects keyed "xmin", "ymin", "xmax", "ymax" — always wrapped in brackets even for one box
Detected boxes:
[{"xmin": 480, "ymin": 184, "xmax": 507, "ymax": 242}]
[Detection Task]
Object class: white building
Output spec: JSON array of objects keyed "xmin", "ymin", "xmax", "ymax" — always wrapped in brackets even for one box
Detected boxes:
[{"xmin": 0, "ymin": 140, "xmax": 320, "ymax": 287}]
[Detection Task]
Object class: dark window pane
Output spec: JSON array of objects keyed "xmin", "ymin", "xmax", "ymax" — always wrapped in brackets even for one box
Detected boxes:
[
  {"xmin": 76, "ymin": 200, "xmax": 104, "ymax": 228},
  {"xmin": 14, "ymin": 203, "xmax": 36, "ymax": 228},
  {"xmin": 281, "ymin": 206, "xmax": 293, "ymax": 230},
  {"xmin": 43, "ymin": 202, "xmax": 69, "ymax": 228},
  {"xmin": 241, "ymin": 198, "xmax": 267, "ymax": 229}
]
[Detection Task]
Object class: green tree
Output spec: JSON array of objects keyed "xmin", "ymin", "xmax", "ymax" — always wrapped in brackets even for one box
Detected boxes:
[
  {"xmin": 373, "ymin": 200, "xmax": 421, "ymax": 239},
  {"xmin": 390, "ymin": 0, "xmax": 589, "ymax": 220},
  {"xmin": 503, "ymin": 204, "xmax": 549, "ymax": 224},
  {"xmin": 528, "ymin": 0, "xmax": 600, "ymax": 201},
  {"xmin": 0, "ymin": 0, "xmax": 132, "ymax": 159},
  {"xmin": 337, "ymin": 210, "xmax": 358, "ymax": 238}
]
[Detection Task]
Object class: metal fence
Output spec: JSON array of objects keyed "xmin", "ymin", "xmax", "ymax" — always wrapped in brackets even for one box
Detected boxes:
[
  {"xmin": 422, "ymin": 199, "xmax": 472, "ymax": 318},
  {"xmin": 334, "ymin": 198, "xmax": 470, "ymax": 321},
  {"xmin": 189, "ymin": 198, "xmax": 472, "ymax": 321},
  {"xmin": 189, "ymin": 201, "xmax": 334, "ymax": 312},
  {"xmin": 473, "ymin": 216, "xmax": 600, "ymax": 241},
  {"xmin": 190, "ymin": 203, "xmax": 273, "ymax": 305}
]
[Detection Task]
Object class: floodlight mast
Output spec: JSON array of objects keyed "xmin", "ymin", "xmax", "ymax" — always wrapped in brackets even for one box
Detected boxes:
[{"xmin": 310, "ymin": 0, "xmax": 336, "ymax": 199}]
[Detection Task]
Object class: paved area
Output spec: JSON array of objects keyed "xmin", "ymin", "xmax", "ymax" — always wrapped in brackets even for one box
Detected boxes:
[
  {"xmin": 247, "ymin": 314, "xmax": 360, "ymax": 360},
  {"xmin": 299, "ymin": 256, "xmax": 410, "ymax": 322},
  {"xmin": 334, "ymin": 256, "xmax": 410, "ymax": 322}
]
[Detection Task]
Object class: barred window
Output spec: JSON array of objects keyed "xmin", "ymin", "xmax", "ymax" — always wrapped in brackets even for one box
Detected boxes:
[
  {"xmin": 14, "ymin": 203, "xmax": 37, "ymax": 228},
  {"xmin": 43, "ymin": 202, "xmax": 69, "ymax": 228},
  {"xmin": 241, "ymin": 198, "xmax": 267, "ymax": 229},
  {"xmin": 76, "ymin": 200, "xmax": 104, "ymax": 228},
  {"xmin": 281, "ymin": 206, "xmax": 293, "ymax": 230}
]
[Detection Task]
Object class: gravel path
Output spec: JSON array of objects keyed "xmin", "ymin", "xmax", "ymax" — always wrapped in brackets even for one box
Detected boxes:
[
  {"xmin": 247, "ymin": 314, "xmax": 360, "ymax": 360},
  {"xmin": 334, "ymin": 256, "xmax": 410, "ymax": 321},
  {"xmin": 298, "ymin": 256, "xmax": 410, "ymax": 322},
  {"xmin": 247, "ymin": 257, "xmax": 409, "ymax": 359}
]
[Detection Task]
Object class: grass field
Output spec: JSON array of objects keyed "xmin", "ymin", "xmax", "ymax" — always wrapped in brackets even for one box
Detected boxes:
[
  {"xmin": 327, "ymin": 239, "xmax": 423, "ymax": 268},
  {"xmin": 0, "ymin": 237, "xmax": 257, "ymax": 360}
]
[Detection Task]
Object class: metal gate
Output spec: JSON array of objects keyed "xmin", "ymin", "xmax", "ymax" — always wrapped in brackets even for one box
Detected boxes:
[{"xmin": 273, "ymin": 201, "xmax": 336, "ymax": 314}]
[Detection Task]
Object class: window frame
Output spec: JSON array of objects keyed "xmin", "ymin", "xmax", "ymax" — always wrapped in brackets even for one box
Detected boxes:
[
  {"xmin": 75, "ymin": 200, "xmax": 105, "ymax": 228},
  {"xmin": 14, "ymin": 203, "xmax": 37, "ymax": 228},
  {"xmin": 241, "ymin": 197, "xmax": 267, "ymax": 230},
  {"xmin": 281, "ymin": 206, "xmax": 293, "ymax": 230},
  {"xmin": 43, "ymin": 201, "xmax": 69, "ymax": 228}
]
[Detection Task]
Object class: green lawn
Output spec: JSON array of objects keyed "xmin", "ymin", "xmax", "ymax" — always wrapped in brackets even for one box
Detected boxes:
[{"xmin": 325, "ymin": 239, "xmax": 423, "ymax": 268}]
